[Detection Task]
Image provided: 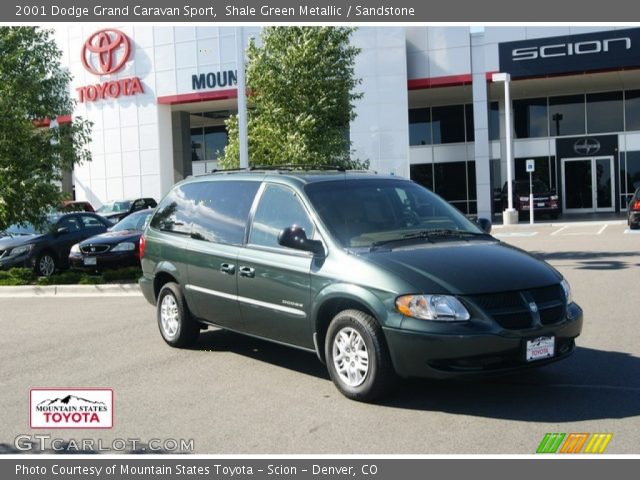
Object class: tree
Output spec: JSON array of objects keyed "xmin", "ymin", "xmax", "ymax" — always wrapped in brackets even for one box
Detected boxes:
[
  {"xmin": 0, "ymin": 27, "xmax": 92, "ymax": 229},
  {"xmin": 220, "ymin": 27, "xmax": 366, "ymax": 169}
]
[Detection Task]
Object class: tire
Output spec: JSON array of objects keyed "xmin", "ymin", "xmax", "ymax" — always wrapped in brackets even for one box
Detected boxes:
[
  {"xmin": 35, "ymin": 252, "xmax": 56, "ymax": 277},
  {"xmin": 156, "ymin": 282, "xmax": 199, "ymax": 348},
  {"xmin": 325, "ymin": 309, "xmax": 395, "ymax": 402},
  {"xmin": 630, "ymin": 222, "xmax": 639, "ymax": 230}
]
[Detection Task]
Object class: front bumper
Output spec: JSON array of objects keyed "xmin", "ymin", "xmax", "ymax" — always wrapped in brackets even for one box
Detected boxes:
[
  {"xmin": 383, "ymin": 303, "xmax": 583, "ymax": 379},
  {"xmin": 69, "ymin": 252, "xmax": 139, "ymax": 271},
  {"xmin": 0, "ymin": 254, "xmax": 34, "ymax": 271}
]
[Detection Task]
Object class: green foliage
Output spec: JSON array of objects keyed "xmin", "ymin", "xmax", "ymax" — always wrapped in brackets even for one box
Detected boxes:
[
  {"xmin": 220, "ymin": 27, "xmax": 366, "ymax": 170},
  {"xmin": 0, "ymin": 266, "xmax": 140, "ymax": 285},
  {"xmin": 0, "ymin": 27, "xmax": 92, "ymax": 230}
]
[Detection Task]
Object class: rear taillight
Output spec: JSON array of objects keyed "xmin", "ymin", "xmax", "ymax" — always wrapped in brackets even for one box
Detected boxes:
[
  {"xmin": 139, "ymin": 235, "xmax": 146, "ymax": 259},
  {"xmin": 631, "ymin": 200, "xmax": 640, "ymax": 211}
]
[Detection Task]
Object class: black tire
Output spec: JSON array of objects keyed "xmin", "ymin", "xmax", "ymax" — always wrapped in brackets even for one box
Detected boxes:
[
  {"xmin": 156, "ymin": 282, "xmax": 199, "ymax": 348},
  {"xmin": 35, "ymin": 251, "xmax": 57, "ymax": 277},
  {"xmin": 630, "ymin": 222, "xmax": 639, "ymax": 230},
  {"xmin": 325, "ymin": 309, "xmax": 395, "ymax": 402}
]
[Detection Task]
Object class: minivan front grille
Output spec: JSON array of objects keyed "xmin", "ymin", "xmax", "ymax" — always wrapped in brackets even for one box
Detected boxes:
[{"xmin": 466, "ymin": 284, "xmax": 565, "ymax": 330}]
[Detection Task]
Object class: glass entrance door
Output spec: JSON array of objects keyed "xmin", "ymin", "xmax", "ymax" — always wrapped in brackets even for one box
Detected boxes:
[{"xmin": 562, "ymin": 156, "xmax": 614, "ymax": 213}]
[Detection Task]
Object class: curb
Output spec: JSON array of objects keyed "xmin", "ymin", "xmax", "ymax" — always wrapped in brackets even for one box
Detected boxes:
[
  {"xmin": 0, "ymin": 284, "xmax": 142, "ymax": 298},
  {"xmin": 492, "ymin": 219, "xmax": 627, "ymax": 229}
]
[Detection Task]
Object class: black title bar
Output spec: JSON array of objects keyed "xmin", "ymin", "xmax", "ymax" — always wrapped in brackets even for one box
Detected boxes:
[{"xmin": 3, "ymin": 0, "xmax": 640, "ymax": 22}]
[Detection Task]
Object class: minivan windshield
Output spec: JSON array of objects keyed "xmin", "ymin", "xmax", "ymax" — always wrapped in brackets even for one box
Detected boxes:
[{"xmin": 305, "ymin": 178, "xmax": 484, "ymax": 249}]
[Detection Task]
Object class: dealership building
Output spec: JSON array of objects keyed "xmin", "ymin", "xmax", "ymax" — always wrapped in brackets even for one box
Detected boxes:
[{"xmin": 53, "ymin": 26, "xmax": 640, "ymax": 219}]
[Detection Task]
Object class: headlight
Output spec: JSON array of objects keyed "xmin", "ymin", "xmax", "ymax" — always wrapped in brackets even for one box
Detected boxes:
[
  {"xmin": 111, "ymin": 242, "xmax": 135, "ymax": 252},
  {"xmin": 70, "ymin": 244, "xmax": 81, "ymax": 254},
  {"xmin": 396, "ymin": 294, "xmax": 470, "ymax": 322},
  {"xmin": 10, "ymin": 244, "xmax": 33, "ymax": 256},
  {"xmin": 561, "ymin": 279, "xmax": 573, "ymax": 304}
]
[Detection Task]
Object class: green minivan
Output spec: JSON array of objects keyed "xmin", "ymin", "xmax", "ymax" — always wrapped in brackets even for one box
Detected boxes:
[{"xmin": 139, "ymin": 170, "xmax": 583, "ymax": 401}]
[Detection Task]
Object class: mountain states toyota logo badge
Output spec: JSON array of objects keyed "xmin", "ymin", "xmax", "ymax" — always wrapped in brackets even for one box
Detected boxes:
[
  {"xmin": 30, "ymin": 389, "xmax": 114, "ymax": 429},
  {"xmin": 81, "ymin": 29, "xmax": 131, "ymax": 75}
]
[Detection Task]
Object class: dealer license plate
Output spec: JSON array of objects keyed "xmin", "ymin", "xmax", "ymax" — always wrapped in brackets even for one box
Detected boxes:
[
  {"xmin": 83, "ymin": 256, "xmax": 97, "ymax": 266},
  {"xmin": 526, "ymin": 336, "xmax": 555, "ymax": 362}
]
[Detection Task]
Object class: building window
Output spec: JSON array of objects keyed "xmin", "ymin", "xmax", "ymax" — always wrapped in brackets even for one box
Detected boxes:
[
  {"xmin": 489, "ymin": 102, "xmax": 500, "ymax": 141},
  {"xmin": 587, "ymin": 91, "xmax": 623, "ymax": 134},
  {"xmin": 190, "ymin": 111, "xmax": 229, "ymax": 162},
  {"xmin": 513, "ymin": 98, "xmax": 548, "ymax": 138},
  {"xmin": 621, "ymin": 151, "xmax": 640, "ymax": 209},
  {"xmin": 432, "ymin": 105, "xmax": 466, "ymax": 144},
  {"xmin": 514, "ymin": 156, "xmax": 557, "ymax": 192},
  {"xmin": 465, "ymin": 104, "xmax": 474, "ymax": 142},
  {"xmin": 410, "ymin": 163, "xmax": 434, "ymax": 191},
  {"xmin": 549, "ymin": 94, "xmax": 585, "ymax": 137},
  {"xmin": 625, "ymin": 90, "xmax": 640, "ymax": 131},
  {"xmin": 409, "ymin": 108, "xmax": 431, "ymax": 146}
]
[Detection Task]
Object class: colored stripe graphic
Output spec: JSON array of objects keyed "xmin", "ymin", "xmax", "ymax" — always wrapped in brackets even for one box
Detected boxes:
[
  {"xmin": 536, "ymin": 433, "xmax": 566, "ymax": 453},
  {"xmin": 584, "ymin": 433, "xmax": 613, "ymax": 454},
  {"xmin": 560, "ymin": 433, "xmax": 589, "ymax": 453}
]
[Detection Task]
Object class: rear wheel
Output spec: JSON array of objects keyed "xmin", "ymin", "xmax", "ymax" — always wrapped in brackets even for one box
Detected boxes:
[
  {"xmin": 325, "ymin": 309, "xmax": 395, "ymax": 402},
  {"xmin": 157, "ymin": 282, "xmax": 199, "ymax": 347}
]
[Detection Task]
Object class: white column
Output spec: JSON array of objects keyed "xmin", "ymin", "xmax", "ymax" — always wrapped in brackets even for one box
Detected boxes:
[{"xmin": 236, "ymin": 27, "xmax": 249, "ymax": 169}]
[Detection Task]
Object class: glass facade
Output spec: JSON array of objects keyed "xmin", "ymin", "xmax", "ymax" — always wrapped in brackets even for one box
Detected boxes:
[
  {"xmin": 620, "ymin": 151, "xmax": 640, "ymax": 209},
  {"xmin": 514, "ymin": 156, "xmax": 557, "ymax": 192},
  {"xmin": 549, "ymin": 95, "xmax": 585, "ymax": 137},
  {"xmin": 408, "ymin": 104, "xmax": 474, "ymax": 145},
  {"xmin": 624, "ymin": 90, "xmax": 640, "ymax": 131},
  {"xmin": 411, "ymin": 161, "xmax": 477, "ymax": 214},
  {"xmin": 586, "ymin": 92, "xmax": 623, "ymax": 134},
  {"xmin": 190, "ymin": 111, "xmax": 229, "ymax": 162},
  {"xmin": 514, "ymin": 98, "xmax": 548, "ymax": 138}
]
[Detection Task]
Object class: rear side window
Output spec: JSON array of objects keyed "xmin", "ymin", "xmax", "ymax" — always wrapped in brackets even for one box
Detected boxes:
[
  {"xmin": 150, "ymin": 183, "xmax": 200, "ymax": 236},
  {"xmin": 189, "ymin": 180, "xmax": 260, "ymax": 245},
  {"xmin": 249, "ymin": 184, "xmax": 315, "ymax": 248}
]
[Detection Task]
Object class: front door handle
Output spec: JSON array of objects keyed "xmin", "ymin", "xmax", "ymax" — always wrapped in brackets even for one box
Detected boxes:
[
  {"xmin": 239, "ymin": 266, "xmax": 255, "ymax": 278},
  {"xmin": 220, "ymin": 263, "xmax": 235, "ymax": 275}
]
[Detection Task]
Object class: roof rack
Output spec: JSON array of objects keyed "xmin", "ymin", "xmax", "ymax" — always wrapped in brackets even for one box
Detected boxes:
[{"xmin": 189, "ymin": 164, "xmax": 377, "ymax": 178}]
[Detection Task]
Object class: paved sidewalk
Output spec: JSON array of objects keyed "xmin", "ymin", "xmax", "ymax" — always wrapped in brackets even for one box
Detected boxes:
[{"xmin": 0, "ymin": 283, "xmax": 141, "ymax": 298}]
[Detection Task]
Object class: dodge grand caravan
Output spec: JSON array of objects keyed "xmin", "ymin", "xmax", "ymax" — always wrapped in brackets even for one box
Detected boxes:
[{"xmin": 139, "ymin": 169, "xmax": 583, "ymax": 401}]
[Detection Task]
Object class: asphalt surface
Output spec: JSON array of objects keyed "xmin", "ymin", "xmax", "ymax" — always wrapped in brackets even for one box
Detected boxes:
[{"xmin": 1, "ymin": 221, "xmax": 638, "ymax": 454}]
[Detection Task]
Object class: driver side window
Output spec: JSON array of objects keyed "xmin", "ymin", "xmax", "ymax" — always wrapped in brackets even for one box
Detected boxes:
[{"xmin": 249, "ymin": 184, "xmax": 315, "ymax": 248}]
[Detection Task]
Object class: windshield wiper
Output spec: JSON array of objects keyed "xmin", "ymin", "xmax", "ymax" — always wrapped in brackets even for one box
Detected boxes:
[
  {"xmin": 404, "ymin": 228, "xmax": 489, "ymax": 239},
  {"xmin": 369, "ymin": 229, "xmax": 490, "ymax": 251}
]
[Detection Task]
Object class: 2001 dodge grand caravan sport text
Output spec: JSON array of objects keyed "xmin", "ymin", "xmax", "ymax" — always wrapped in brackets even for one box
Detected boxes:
[{"xmin": 139, "ymin": 169, "xmax": 583, "ymax": 401}]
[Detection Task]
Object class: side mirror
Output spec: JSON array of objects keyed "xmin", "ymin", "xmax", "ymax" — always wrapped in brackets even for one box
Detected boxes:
[
  {"xmin": 278, "ymin": 225, "xmax": 324, "ymax": 255},
  {"xmin": 477, "ymin": 218, "xmax": 492, "ymax": 234},
  {"xmin": 56, "ymin": 226, "xmax": 69, "ymax": 235}
]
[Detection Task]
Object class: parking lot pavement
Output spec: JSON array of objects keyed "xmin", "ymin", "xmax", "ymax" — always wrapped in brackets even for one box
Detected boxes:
[{"xmin": 1, "ymin": 228, "xmax": 639, "ymax": 454}]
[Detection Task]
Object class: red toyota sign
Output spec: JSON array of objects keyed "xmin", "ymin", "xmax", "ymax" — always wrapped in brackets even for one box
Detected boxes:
[
  {"xmin": 77, "ymin": 28, "xmax": 143, "ymax": 103},
  {"xmin": 81, "ymin": 29, "xmax": 131, "ymax": 75}
]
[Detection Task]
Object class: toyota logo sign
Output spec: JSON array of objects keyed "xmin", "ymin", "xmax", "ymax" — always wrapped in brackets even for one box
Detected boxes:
[
  {"xmin": 81, "ymin": 29, "xmax": 131, "ymax": 76},
  {"xmin": 573, "ymin": 138, "xmax": 601, "ymax": 156}
]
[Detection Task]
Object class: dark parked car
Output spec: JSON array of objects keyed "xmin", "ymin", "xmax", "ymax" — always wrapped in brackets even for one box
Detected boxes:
[
  {"xmin": 0, "ymin": 213, "xmax": 111, "ymax": 276},
  {"xmin": 96, "ymin": 198, "xmax": 157, "ymax": 224},
  {"xmin": 139, "ymin": 170, "xmax": 582, "ymax": 401},
  {"xmin": 501, "ymin": 179, "xmax": 560, "ymax": 219},
  {"xmin": 60, "ymin": 200, "xmax": 96, "ymax": 213},
  {"xmin": 628, "ymin": 187, "xmax": 640, "ymax": 229},
  {"xmin": 69, "ymin": 209, "xmax": 152, "ymax": 271}
]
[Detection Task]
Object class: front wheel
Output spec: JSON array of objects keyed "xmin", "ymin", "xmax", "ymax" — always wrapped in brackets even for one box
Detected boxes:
[
  {"xmin": 157, "ymin": 282, "xmax": 199, "ymax": 347},
  {"xmin": 325, "ymin": 309, "xmax": 395, "ymax": 402}
]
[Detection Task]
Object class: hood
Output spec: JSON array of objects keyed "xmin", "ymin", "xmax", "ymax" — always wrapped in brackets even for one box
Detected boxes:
[
  {"xmin": 360, "ymin": 240, "xmax": 561, "ymax": 295},
  {"xmin": 79, "ymin": 230, "xmax": 141, "ymax": 246},
  {"xmin": 0, "ymin": 234, "xmax": 41, "ymax": 251}
]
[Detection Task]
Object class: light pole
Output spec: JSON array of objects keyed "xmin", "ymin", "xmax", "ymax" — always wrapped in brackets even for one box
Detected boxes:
[
  {"xmin": 492, "ymin": 72, "xmax": 518, "ymax": 225},
  {"xmin": 235, "ymin": 27, "xmax": 249, "ymax": 169}
]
